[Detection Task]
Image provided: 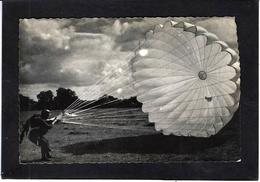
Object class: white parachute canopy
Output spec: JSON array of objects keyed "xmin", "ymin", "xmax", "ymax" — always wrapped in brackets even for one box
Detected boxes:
[{"xmin": 131, "ymin": 21, "xmax": 240, "ymax": 137}]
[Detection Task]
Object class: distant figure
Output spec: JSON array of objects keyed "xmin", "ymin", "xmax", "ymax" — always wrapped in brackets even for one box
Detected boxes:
[{"xmin": 20, "ymin": 109, "xmax": 60, "ymax": 161}]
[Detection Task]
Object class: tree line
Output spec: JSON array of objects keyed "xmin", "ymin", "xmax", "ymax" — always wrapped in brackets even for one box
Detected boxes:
[{"xmin": 19, "ymin": 87, "xmax": 142, "ymax": 111}]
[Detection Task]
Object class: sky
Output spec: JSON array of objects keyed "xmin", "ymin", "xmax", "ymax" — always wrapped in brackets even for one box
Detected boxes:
[{"xmin": 19, "ymin": 17, "xmax": 238, "ymax": 101}]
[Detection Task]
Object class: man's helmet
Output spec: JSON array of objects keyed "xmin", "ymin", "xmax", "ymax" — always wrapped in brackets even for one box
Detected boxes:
[{"xmin": 41, "ymin": 109, "xmax": 50, "ymax": 119}]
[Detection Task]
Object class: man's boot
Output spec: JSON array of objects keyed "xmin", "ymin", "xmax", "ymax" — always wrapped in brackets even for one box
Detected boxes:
[
  {"xmin": 46, "ymin": 152, "xmax": 52, "ymax": 158},
  {"xmin": 41, "ymin": 155, "xmax": 50, "ymax": 161},
  {"xmin": 41, "ymin": 148, "xmax": 50, "ymax": 161}
]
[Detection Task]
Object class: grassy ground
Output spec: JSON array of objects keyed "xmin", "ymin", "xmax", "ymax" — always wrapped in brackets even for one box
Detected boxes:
[{"xmin": 19, "ymin": 109, "xmax": 241, "ymax": 164}]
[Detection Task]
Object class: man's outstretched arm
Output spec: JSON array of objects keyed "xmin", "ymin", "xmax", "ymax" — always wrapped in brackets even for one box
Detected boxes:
[{"xmin": 40, "ymin": 118, "xmax": 53, "ymax": 129}]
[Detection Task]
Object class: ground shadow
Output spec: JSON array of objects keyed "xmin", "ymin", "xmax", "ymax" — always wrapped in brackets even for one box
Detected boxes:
[
  {"xmin": 62, "ymin": 132, "xmax": 238, "ymax": 155},
  {"xmin": 62, "ymin": 112, "xmax": 240, "ymax": 156}
]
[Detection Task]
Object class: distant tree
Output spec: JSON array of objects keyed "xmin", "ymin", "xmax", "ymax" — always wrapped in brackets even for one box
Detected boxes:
[
  {"xmin": 54, "ymin": 88, "xmax": 78, "ymax": 110},
  {"xmin": 91, "ymin": 95, "xmax": 142, "ymax": 108},
  {"xmin": 36, "ymin": 90, "xmax": 54, "ymax": 110},
  {"xmin": 128, "ymin": 96, "xmax": 142, "ymax": 107},
  {"xmin": 19, "ymin": 88, "xmax": 143, "ymax": 111},
  {"xmin": 19, "ymin": 94, "xmax": 37, "ymax": 111},
  {"xmin": 93, "ymin": 94, "xmax": 117, "ymax": 108}
]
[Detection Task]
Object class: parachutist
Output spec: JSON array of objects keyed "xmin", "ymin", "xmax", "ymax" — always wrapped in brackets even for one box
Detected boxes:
[{"xmin": 20, "ymin": 109, "xmax": 60, "ymax": 161}]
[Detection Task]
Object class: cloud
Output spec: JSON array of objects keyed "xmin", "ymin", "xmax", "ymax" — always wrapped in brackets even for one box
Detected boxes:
[
  {"xmin": 19, "ymin": 19, "xmax": 73, "ymax": 57},
  {"xmin": 19, "ymin": 17, "xmax": 238, "ymax": 101},
  {"xmin": 19, "ymin": 18, "xmax": 138, "ymax": 99},
  {"xmin": 113, "ymin": 17, "xmax": 173, "ymax": 51},
  {"xmin": 19, "ymin": 83, "xmax": 58, "ymax": 101}
]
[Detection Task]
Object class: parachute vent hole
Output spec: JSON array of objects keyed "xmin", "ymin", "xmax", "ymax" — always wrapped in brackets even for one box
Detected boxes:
[
  {"xmin": 205, "ymin": 96, "xmax": 212, "ymax": 102},
  {"xmin": 198, "ymin": 71, "xmax": 207, "ymax": 80}
]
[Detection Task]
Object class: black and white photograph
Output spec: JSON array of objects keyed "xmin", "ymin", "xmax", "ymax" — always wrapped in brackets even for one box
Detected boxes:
[
  {"xmin": 18, "ymin": 17, "xmax": 241, "ymax": 164},
  {"xmin": 2, "ymin": 0, "xmax": 258, "ymax": 179}
]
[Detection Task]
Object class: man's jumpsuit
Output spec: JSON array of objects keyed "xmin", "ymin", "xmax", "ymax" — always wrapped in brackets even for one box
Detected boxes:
[{"xmin": 20, "ymin": 114, "xmax": 53, "ymax": 160}]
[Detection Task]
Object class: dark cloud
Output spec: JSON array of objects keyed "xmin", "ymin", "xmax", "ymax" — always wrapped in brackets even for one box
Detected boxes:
[{"xmin": 68, "ymin": 18, "xmax": 113, "ymax": 33}]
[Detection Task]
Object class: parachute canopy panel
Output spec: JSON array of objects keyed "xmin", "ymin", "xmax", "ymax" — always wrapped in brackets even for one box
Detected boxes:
[{"xmin": 131, "ymin": 21, "xmax": 240, "ymax": 137}]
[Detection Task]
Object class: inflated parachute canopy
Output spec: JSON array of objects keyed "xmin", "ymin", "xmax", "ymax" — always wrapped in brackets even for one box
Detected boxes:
[{"xmin": 131, "ymin": 21, "xmax": 240, "ymax": 137}]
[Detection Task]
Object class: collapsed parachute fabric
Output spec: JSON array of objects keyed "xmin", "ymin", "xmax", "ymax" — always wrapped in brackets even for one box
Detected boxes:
[{"xmin": 131, "ymin": 21, "xmax": 240, "ymax": 137}]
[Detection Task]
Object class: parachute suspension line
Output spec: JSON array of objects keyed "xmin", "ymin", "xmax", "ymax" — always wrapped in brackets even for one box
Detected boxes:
[
  {"xmin": 64, "ymin": 44, "xmax": 141, "ymax": 112},
  {"xmin": 84, "ymin": 108, "xmax": 142, "ymax": 117},
  {"xmin": 65, "ymin": 56, "xmax": 141, "ymax": 114},
  {"xmin": 66, "ymin": 73, "xmax": 136, "ymax": 114},
  {"xmin": 69, "ymin": 78, "xmax": 141, "ymax": 115},
  {"xmin": 63, "ymin": 113, "xmax": 231, "ymax": 121},
  {"xmin": 64, "ymin": 67, "xmax": 118, "ymax": 112},
  {"xmin": 64, "ymin": 68, "xmax": 117, "ymax": 112},
  {"xmin": 64, "ymin": 74, "xmax": 114, "ymax": 113},
  {"xmin": 64, "ymin": 59, "xmax": 120, "ymax": 112},
  {"xmin": 64, "ymin": 74, "xmax": 109, "ymax": 113},
  {"xmin": 61, "ymin": 120, "xmax": 156, "ymax": 133},
  {"xmin": 68, "ymin": 95, "xmax": 108, "ymax": 114},
  {"xmin": 63, "ymin": 108, "xmax": 142, "ymax": 120},
  {"xmin": 66, "ymin": 43, "xmax": 141, "ymax": 111},
  {"xmin": 64, "ymin": 51, "xmax": 126, "ymax": 111},
  {"xmin": 63, "ymin": 118, "xmax": 148, "ymax": 122},
  {"xmin": 65, "ymin": 61, "xmax": 130, "ymax": 112},
  {"xmin": 69, "ymin": 78, "xmax": 139, "ymax": 114},
  {"xmin": 77, "ymin": 113, "xmax": 147, "ymax": 119},
  {"xmin": 71, "ymin": 98, "xmax": 125, "ymax": 116},
  {"xmin": 71, "ymin": 98, "xmax": 124, "ymax": 115},
  {"xmin": 66, "ymin": 65, "xmax": 136, "ymax": 113}
]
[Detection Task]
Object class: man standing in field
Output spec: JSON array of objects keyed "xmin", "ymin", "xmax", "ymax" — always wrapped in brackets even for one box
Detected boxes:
[{"xmin": 20, "ymin": 109, "xmax": 60, "ymax": 161}]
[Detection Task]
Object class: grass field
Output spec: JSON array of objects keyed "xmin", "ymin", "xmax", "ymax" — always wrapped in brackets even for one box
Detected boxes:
[{"xmin": 19, "ymin": 109, "xmax": 241, "ymax": 164}]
